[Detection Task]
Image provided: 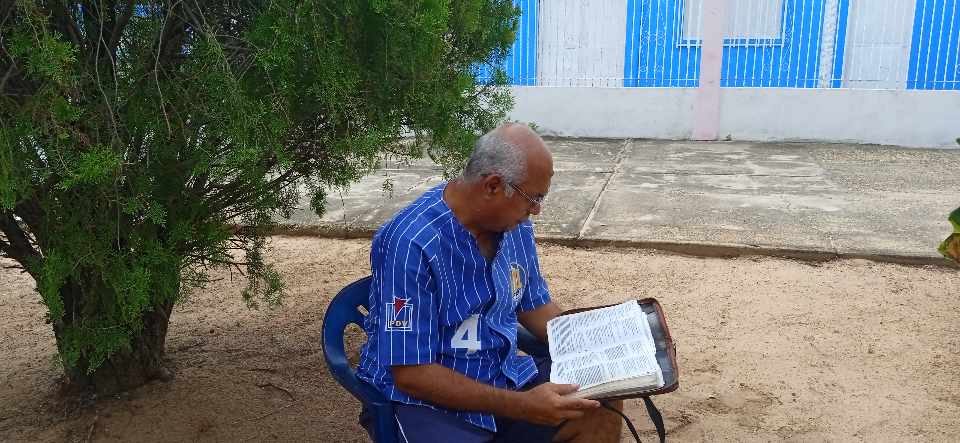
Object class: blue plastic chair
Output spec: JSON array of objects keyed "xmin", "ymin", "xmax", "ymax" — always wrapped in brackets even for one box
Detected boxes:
[{"xmin": 322, "ymin": 276, "xmax": 548, "ymax": 443}]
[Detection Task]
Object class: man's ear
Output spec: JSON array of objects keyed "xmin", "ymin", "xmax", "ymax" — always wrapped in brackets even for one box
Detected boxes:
[{"xmin": 481, "ymin": 175, "xmax": 503, "ymax": 198}]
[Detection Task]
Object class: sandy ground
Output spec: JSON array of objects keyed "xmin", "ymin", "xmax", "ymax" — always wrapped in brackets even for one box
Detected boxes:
[{"xmin": 1, "ymin": 236, "xmax": 959, "ymax": 442}]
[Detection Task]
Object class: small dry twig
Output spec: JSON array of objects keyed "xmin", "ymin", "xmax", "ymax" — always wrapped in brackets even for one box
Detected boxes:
[
  {"xmin": 84, "ymin": 415, "xmax": 98, "ymax": 443},
  {"xmin": 255, "ymin": 382, "xmax": 295, "ymax": 401}
]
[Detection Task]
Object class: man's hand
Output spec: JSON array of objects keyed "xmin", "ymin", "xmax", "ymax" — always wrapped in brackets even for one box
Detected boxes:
[
  {"xmin": 511, "ymin": 383, "xmax": 601, "ymax": 426},
  {"xmin": 394, "ymin": 364, "xmax": 601, "ymax": 426}
]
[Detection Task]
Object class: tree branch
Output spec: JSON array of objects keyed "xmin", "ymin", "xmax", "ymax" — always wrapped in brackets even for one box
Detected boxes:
[
  {"xmin": 12, "ymin": 197, "xmax": 43, "ymax": 234},
  {"xmin": 0, "ymin": 61, "xmax": 17, "ymax": 93},
  {"xmin": 51, "ymin": 3, "xmax": 83, "ymax": 50},
  {"xmin": 0, "ymin": 0, "xmax": 15, "ymax": 31},
  {"xmin": 81, "ymin": 1, "xmax": 103, "ymax": 55},
  {"xmin": 0, "ymin": 212, "xmax": 41, "ymax": 275},
  {"xmin": 154, "ymin": 0, "xmax": 189, "ymax": 135},
  {"xmin": 107, "ymin": 0, "xmax": 135, "ymax": 56}
]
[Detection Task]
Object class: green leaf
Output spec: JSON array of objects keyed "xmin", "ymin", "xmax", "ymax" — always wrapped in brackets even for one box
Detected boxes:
[
  {"xmin": 940, "ymin": 208, "xmax": 960, "ymax": 263},
  {"xmin": 940, "ymin": 234, "xmax": 960, "ymax": 264},
  {"xmin": 37, "ymin": 250, "xmax": 70, "ymax": 322},
  {"xmin": 51, "ymin": 96, "xmax": 83, "ymax": 123},
  {"xmin": 58, "ymin": 146, "xmax": 121, "ymax": 190}
]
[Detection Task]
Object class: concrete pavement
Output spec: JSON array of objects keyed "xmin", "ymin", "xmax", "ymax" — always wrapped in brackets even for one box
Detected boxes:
[{"xmin": 278, "ymin": 139, "xmax": 960, "ymax": 266}]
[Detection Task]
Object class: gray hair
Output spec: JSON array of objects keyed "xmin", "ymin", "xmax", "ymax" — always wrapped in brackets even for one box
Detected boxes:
[{"xmin": 462, "ymin": 131, "xmax": 526, "ymax": 196}]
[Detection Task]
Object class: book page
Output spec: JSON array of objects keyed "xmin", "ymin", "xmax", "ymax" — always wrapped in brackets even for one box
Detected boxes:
[{"xmin": 547, "ymin": 301, "xmax": 662, "ymax": 391}]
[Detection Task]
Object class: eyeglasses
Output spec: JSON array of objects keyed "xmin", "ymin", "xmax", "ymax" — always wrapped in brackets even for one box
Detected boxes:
[{"xmin": 507, "ymin": 182, "xmax": 546, "ymax": 208}]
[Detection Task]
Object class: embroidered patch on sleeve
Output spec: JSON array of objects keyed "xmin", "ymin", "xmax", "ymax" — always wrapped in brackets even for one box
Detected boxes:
[
  {"xmin": 385, "ymin": 296, "xmax": 414, "ymax": 331},
  {"xmin": 510, "ymin": 263, "xmax": 526, "ymax": 306}
]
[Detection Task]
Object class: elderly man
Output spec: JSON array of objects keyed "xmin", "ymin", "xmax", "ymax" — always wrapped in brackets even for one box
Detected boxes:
[{"xmin": 356, "ymin": 123, "xmax": 622, "ymax": 442}]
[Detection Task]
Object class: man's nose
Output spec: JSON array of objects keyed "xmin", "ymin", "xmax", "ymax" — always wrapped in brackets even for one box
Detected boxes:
[{"xmin": 529, "ymin": 203, "xmax": 542, "ymax": 216}]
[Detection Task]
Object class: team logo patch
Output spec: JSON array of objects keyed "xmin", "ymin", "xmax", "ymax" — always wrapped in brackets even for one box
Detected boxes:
[
  {"xmin": 385, "ymin": 296, "xmax": 413, "ymax": 331},
  {"xmin": 510, "ymin": 263, "xmax": 526, "ymax": 305}
]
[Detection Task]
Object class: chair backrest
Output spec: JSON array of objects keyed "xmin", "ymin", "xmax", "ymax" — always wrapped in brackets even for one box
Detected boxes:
[
  {"xmin": 321, "ymin": 276, "xmax": 397, "ymax": 443},
  {"xmin": 321, "ymin": 276, "xmax": 546, "ymax": 443}
]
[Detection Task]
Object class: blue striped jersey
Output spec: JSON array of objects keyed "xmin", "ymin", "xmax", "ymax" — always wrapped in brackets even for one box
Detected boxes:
[{"xmin": 356, "ymin": 183, "xmax": 552, "ymax": 432}]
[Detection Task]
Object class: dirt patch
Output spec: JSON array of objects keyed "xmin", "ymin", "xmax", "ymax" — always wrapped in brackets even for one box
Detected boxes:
[{"xmin": 1, "ymin": 236, "xmax": 959, "ymax": 442}]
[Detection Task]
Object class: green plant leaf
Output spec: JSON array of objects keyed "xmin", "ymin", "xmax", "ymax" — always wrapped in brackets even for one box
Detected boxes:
[
  {"xmin": 940, "ymin": 207, "xmax": 960, "ymax": 263},
  {"xmin": 1, "ymin": 0, "xmax": 518, "ymax": 383}
]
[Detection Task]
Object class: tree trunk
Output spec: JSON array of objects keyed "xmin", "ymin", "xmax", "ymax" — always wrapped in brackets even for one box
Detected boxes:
[{"xmin": 53, "ymin": 284, "xmax": 176, "ymax": 394}]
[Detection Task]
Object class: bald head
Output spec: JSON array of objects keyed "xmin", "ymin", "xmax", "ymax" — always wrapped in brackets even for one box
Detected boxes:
[
  {"xmin": 448, "ymin": 123, "xmax": 554, "ymax": 234},
  {"xmin": 463, "ymin": 123, "xmax": 550, "ymax": 193},
  {"xmin": 497, "ymin": 123, "xmax": 545, "ymax": 151}
]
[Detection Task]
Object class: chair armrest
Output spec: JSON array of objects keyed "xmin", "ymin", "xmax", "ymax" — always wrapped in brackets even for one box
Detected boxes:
[{"xmin": 517, "ymin": 326, "xmax": 549, "ymax": 358}]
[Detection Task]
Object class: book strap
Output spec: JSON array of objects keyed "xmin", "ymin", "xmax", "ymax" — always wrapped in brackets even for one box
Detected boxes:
[
  {"xmin": 642, "ymin": 396, "xmax": 666, "ymax": 443},
  {"xmin": 601, "ymin": 396, "xmax": 666, "ymax": 443}
]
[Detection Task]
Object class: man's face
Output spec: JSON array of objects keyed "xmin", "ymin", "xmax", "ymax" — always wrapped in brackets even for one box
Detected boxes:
[{"xmin": 485, "ymin": 151, "xmax": 553, "ymax": 233}]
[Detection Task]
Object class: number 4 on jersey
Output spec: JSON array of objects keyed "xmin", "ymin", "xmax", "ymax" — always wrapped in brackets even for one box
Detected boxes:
[{"xmin": 451, "ymin": 314, "xmax": 481, "ymax": 353}]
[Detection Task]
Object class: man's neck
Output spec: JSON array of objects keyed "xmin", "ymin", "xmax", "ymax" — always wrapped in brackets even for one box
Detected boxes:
[
  {"xmin": 444, "ymin": 179, "xmax": 490, "ymax": 240},
  {"xmin": 445, "ymin": 180, "xmax": 501, "ymax": 261}
]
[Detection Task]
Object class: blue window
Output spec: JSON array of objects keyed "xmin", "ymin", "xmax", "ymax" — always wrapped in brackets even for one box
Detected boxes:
[{"xmin": 624, "ymin": 0, "xmax": 829, "ymax": 87}]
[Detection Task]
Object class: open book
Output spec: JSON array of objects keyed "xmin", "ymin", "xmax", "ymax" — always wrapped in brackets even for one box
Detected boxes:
[{"xmin": 547, "ymin": 301, "xmax": 665, "ymax": 399}]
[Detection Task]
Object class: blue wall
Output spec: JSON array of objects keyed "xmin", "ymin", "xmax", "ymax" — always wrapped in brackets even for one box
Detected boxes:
[
  {"xmin": 829, "ymin": 0, "xmax": 851, "ymax": 88},
  {"xmin": 484, "ymin": 0, "xmax": 959, "ymax": 90},
  {"xmin": 624, "ymin": 0, "xmax": 828, "ymax": 88},
  {"xmin": 476, "ymin": 0, "xmax": 538, "ymax": 86},
  {"xmin": 624, "ymin": 0, "xmax": 701, "ymax": 87},
  {"xmin": 908, "ymin": 0, "xmax": 960, "ymax": 90}
]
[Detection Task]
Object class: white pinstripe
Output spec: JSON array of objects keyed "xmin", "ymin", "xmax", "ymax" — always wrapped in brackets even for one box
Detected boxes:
[{"xmin": 395, "ymin": 414, "xmax": 410, "ymax": 443}]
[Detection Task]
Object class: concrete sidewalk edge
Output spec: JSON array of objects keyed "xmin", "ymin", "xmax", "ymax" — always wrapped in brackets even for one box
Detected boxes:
[{"xmin": 271, "ymin": 223, "xmax": 959, "ymax": 270}]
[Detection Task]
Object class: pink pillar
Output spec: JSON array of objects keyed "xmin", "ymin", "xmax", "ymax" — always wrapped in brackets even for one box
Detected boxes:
[{"xmin": 692, "ymin": 0, "xmax": 728, "ymax": 141}]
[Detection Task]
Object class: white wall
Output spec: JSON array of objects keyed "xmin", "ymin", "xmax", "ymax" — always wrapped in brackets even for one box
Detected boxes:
[
  {"xmin": 509, "ymin": 87, "xmax": 698, "ymax": 139},
  {"xmin": 717, "ymin": 88, "xmax": 958, "ymax": 147},
  {"xmin": 508, "ymin": 86, "xmax": 960, "ymax": 148}
]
